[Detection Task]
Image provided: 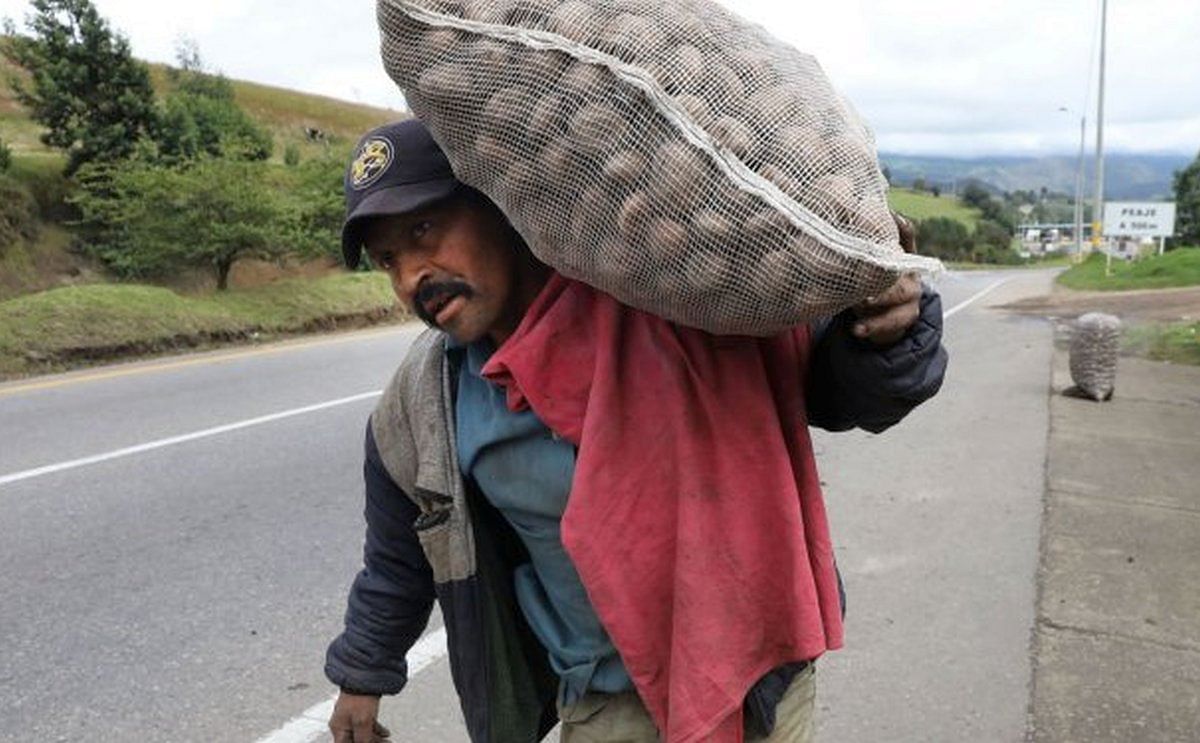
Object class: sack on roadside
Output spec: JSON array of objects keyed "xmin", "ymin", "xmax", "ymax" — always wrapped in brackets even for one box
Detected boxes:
[
  {"xmin": 377, "ymin": 0, "xmax": 941, "ymax": 334},
  {"xmin": 1070, "ymin": 312, "xmax": 1121, "ymax": 401}
]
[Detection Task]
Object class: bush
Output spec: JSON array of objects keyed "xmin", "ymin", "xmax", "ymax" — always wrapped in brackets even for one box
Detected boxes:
[
  {"xmin": 973, "ymin": 219, "xmax": 1012, "ymax": 252},
  {"xmin": 72, "ymin": 157, "xmax": 292, "ymax": 289},
  {"xmin": 916, "ymin": 216, "xmax": 972, "ymax": 259},
  {"xmin": 152, "ymin": 92, "xmax": 274, "ymax": 164},
  {"xmin": 278, "ymin": 152, "xmax": 347, "ymax": 259},
  {"xmin": 284, "ymin": 144, "xmax": 301, "ymax": 167},
  {"xmin": 0, "ymin": 138, "xmax": 11, "ymax": 173}
]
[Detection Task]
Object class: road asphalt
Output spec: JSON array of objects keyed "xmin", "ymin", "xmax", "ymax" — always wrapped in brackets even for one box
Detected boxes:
[{"xmin": 4, "ymin": 268, "xmax": 1192, "ymax": 742}]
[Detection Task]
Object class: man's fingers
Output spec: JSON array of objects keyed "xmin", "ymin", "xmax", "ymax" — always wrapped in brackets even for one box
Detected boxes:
[
  {"xmin": 892, "ymin": 212, "xmax": 917, "ymax": 254},
  {"xmin": 353, "ymin": 717, "xmax": 377, "ymax": 743},
  {"xmin": 855, "ymin": 273, "xmax": 920, "ymax": 317},
  {"xmin": 374, "ymin": 721, "xmax": 393, "ymax": 739},
  {"xmin": 852, "ymin": 301, "xmax": 920, "ymax": 345}
]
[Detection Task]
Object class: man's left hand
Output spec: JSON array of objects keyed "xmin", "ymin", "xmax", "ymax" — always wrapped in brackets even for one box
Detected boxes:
[
  {"xmin": 850, "ymin": 273, "xmax": 922, "ymax": 346},
  {"xmin": 850, "ymin": 213, "xmax": 922, "ymax": 347}
]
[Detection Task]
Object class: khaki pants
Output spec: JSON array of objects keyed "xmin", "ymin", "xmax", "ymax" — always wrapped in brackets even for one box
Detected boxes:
[{"xmin": 558, "ymin": 665, "xmax": 816, "ymax": 742}]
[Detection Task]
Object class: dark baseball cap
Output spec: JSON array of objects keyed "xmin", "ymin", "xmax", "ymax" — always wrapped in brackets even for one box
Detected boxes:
[{"xmin": 341, "ymin": 119, "xmax": 461, "ymax": 268}]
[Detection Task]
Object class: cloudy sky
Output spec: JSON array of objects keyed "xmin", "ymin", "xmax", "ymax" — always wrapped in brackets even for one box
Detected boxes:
[{"xmin": 3, "ymin": 0, "xmax": 1198, "ymax": 157}]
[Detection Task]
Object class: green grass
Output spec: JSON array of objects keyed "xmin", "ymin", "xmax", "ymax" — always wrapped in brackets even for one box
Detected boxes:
[
  {"xmin": 1124, "ymin": 322, "xmax": 1200, "ymax": 366},
  {"xmin": 3, "ymin": 54, "xmax": 401, "ymax": 160},
  {"xmin": 946, "ymin": 255, "xmax": 1072, "ymax": 271},
  {"xmin": 1057, "ymin": 248, "xmax": 1200, "ymax": 291},
  {"xmin": 887, "ymin": 188, "xmax": 982, "ymax": 229},
  {"xmin": 0, "ymin": 273, "xmax": 401, "ymax": 378}
]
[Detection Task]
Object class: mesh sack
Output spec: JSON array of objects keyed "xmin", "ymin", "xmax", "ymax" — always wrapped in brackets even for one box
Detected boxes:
[
  {"xmin": 1069, "ymin": 312, "xmax": 1121, "ymax": 402},
  {"xmin": 377, "ymin": 0, "xmax": 942, "ymax": 334}
]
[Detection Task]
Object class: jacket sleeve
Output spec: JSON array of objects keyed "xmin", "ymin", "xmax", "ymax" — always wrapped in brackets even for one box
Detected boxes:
[
  {"xmin": 805, "ymin": 283, "xmax": 949, "ymax": 434},
  {"xmin": 324, "ymin": 423, "xmax": 437, "ymax": 695}
]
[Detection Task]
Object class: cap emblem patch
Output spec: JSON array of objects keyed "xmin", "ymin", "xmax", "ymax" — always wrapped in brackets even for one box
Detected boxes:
[{"xmin": 351, "ymin": 137, "xmax": 394, "ymax": 191}]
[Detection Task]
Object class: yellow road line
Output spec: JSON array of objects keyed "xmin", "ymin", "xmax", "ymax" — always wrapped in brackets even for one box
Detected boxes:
[{"xmin": 0, "ymin": 324, "xmax": 416, "ymax": 398}]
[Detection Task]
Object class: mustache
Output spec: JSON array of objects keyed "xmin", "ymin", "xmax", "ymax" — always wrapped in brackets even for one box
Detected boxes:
[{"xmin": 413, "ymin": 279, "xmax": 475, "ymax": 327}]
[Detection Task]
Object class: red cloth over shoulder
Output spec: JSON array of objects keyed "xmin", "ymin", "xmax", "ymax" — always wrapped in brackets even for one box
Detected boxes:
[{"xmin": 482, "ymin": 274, "xmax": 842, "ymax": 742}]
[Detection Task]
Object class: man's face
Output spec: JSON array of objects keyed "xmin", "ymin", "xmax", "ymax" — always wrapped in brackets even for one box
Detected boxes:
[{"xmin": 362, "ymin": 196, "xmax": 524, "ymax": 345}]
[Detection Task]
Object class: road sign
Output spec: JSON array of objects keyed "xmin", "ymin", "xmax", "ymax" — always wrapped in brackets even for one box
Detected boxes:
[{"xmin": 1102, "ymin": 201, "xmax": 1176, "ymax": 238}]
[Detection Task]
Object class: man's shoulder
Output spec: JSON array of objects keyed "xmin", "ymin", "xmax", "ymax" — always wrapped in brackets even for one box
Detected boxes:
[
  {"xmin": 370, "ymin": 327, "xmax": 450, "ymax": 493},
  {"xmin": 379, "ymin": 327, "xmax": 447, "ymax": 411}
]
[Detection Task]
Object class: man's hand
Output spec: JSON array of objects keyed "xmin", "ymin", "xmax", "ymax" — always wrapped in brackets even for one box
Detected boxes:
[
  {"xmin": 329, "ymin": 692, "xmax": 390, "ymax": 743},
  {"xmin": 850, "ymin": 213, "xmax": 921, "ymax": 346}
]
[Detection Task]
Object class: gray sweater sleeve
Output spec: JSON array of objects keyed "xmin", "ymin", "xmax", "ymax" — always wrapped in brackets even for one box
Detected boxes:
[
  {"xmin": 324, "ymin": 423, "xmax": 436, "ymax": 695},
  {"xmin": 805, "ymin": 284, "xmax": 949, "ymax": 434}
]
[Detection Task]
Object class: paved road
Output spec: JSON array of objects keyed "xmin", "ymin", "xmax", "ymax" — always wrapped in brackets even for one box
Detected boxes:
[{"xmin": 0, "ymin": 269, "xmax": 1055, "ymax": 742}]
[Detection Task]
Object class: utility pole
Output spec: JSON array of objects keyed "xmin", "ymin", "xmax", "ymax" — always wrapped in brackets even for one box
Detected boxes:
[
  {"xmin": 1061, "ymin": 107, "xmax": 1087, "ymax": 262},
  {"xmin": 1075, "ymin": 114, "xmax": 1086, "ymax": 261},
  {"xmin": 1092, "ymin": 0, "xmax": 1109, "ymax": 273}
]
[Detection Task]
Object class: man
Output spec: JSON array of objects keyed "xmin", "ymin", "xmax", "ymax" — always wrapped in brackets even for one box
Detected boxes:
[{"xmin": 325, "ymin": 119, "xmax": 948, "ymax": 743}]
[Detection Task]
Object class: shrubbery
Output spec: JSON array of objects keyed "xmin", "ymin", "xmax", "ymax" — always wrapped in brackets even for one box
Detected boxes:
[
  {"xmin": 916, "ymin": 216, "xmax": 1022, "ymax": 264},
  {"xmin": 72, "ymin": 158, "xmax": 295, "ymax": 289}
]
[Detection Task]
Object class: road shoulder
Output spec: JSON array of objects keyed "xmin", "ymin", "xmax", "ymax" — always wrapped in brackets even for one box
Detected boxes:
[{"xmin": 1030, "ymin": 351, "xmax": 1200, "ymax": 741}]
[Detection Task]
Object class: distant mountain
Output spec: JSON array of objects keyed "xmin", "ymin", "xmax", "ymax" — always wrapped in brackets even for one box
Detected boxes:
[{"xmin": 879, "ymin": 153, "xmax": 1192, "ymax": 201}]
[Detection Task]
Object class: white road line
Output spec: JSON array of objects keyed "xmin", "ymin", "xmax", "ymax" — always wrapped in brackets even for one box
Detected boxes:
[
  {"xmin": 944, "ymin": 278, "xmax": 1011, "ymax": 319},
  {"xmin": 0, "ymin": 391, "xmax": 382, "ymax": 488},
  {"xmin": 255, "ymin": 628, "xmax": 449, "ymax": 743}
]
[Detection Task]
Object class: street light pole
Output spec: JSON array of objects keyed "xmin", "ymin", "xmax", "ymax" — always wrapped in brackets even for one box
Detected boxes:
[
  {"xmin": 1075, "ymin": 114, "xmax": 1086, "ymax": 260},
  {"xmin": 1061, "ymin": 107, "xmax": 1088, "ymax": 261},
  {"xmin": 1092, "ymin": 0, "xmax": 1109, "ymax": 273}
]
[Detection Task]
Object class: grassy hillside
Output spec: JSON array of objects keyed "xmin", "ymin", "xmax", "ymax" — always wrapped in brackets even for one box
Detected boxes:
[
  {"xmin": 887, "ymin": 187, "xmax": 982, "ymax": 229},
  {"xmin": 1, "ymin": 52, "xmax": 402, "ymax": 160},
  {"xmin": 0, "ymin": 273, "xmax": 399, "ymax": 378}
]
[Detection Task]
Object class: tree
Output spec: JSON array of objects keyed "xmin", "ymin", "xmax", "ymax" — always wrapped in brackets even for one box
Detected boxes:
[
  {"xmin": 1173, "ymin": 149, "xmax": 1200, "ymax": 246},
  {"xmin": 973, "ymin": 219, "xmax": 1013, "ymax": 253},
  {"xmin": 278, "ymin": 152, "xmax": 347, "ymax": 260},
  {"xmin": 912, "ymin": 177, "xmax": 927, "ymax": 192},
  {"xmin": 916, "ymin": 217, "xmax": 971, "ymax": 260},
  {"xmin": 959, "ymin": 181, "xmax": 1016, "ymax": 232},
  {"xmin": 149, "ymin": 42, "xmax": 273, "ymax": 164},
  {"xmin": 2, "ymin": 0, "xmax": 158, "ymax": 174},
  {"xmin": 73, "ymin": 157, "xmax": 291, "ymax": 289},
  {"xmin": 960, "ymin": 182, "xmax": 992, "ymax": 210}
]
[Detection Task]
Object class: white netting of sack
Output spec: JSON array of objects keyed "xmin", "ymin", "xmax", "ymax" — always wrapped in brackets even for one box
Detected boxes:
[
  {"xmin": 1070, "ymin": 312, "xmax": 1121, "ymax": 402},
  {"xmin": 377, "ymin": 0, "xmax": 943, "ymax": 335}
]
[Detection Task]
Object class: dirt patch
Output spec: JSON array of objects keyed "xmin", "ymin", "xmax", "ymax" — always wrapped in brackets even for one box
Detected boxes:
[
  {"xmin": 161, "ymin": 256, "xmax": 346, "ymax": 294},
  {"xmin": 999, "ymin": 285, "xmax": 1200, "ymax": 323}
]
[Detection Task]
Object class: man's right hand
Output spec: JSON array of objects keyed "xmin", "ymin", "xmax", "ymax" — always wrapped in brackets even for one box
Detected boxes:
[{"xmin": 329, "ymin": 691, "xmax": 390, "ymax": 743}]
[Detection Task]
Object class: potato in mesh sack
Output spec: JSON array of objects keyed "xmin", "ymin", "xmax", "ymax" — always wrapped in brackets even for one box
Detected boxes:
[
  {"xmin": 1070, "ymin": 312, "xmax": 1121, "ymax": 402},
  {"xmin": 377, "ymin": 0, "xmax": 942, "ymax": 335}
]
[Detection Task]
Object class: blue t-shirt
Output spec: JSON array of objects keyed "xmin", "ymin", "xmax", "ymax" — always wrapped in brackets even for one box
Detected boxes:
[{"xmin": 454, "ymin": 340, "xmax": 632, "ymax": 703}]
